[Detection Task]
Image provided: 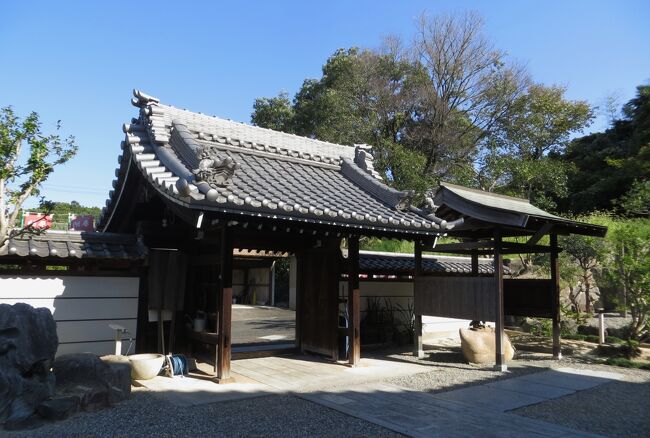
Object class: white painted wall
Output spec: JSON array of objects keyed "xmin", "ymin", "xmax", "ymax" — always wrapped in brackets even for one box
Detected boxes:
[{"xmin": 0, "ymin": 275, "xmax": 139, "ymax": 356}]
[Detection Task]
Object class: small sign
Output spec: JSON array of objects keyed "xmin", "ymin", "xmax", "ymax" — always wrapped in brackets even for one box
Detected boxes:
[
  {"xmin": 23, "ymin": 213, "xmax": 53, "ymax": 230},
  {"xmin": 69, "ymin": 214, "xmax": 95, "ymax": 232}
]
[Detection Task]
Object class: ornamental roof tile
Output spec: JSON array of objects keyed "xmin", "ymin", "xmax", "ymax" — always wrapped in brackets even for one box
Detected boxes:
[{"xmin": 98, "ymin": 90, "xmax": 443, "ymax": 236}]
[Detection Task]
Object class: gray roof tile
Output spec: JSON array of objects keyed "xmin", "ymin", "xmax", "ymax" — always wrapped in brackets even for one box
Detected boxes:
[
  {"xmin": 98, "ymin": 90, "xmax": 443, "ymax": 235},
  {"xmin": 0, "ymin": 231, "xmax": 147, "ymax": 260}
]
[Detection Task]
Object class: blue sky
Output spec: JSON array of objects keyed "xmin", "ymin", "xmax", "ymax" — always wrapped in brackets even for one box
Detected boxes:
[{"xmin": 2, "ymin": 0, "xmax": 649, "ymax": 208}]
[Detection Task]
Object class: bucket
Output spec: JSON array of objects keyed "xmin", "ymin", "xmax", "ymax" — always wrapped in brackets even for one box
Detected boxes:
[{"xmin": 193, "ymin": 317, "xmax": 206, "ymax": 332}]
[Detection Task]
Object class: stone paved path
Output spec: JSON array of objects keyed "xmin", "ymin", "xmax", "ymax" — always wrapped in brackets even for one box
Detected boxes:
[
  {"xmin": 300, "ymin": 367, "xmax": 624, "ymax": 438},
  {"xmin": 138, "ymin": 354, "xmax": 624, "ymax": 437}
]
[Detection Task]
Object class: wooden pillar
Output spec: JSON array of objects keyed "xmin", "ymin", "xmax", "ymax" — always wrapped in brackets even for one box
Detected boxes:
[
  {"xmin": 494, "ymin": 229, "xmax": 507, "ymax": 371},
  {"xmin": 216, "ymin": 227, "xmax": 233, "ymax": 383},
  {"xmin": 550, "ymin": 233, "xmax": 562, "ymax": 360},
  {"xmin": 471, "ymin": 241, "xmax": 479, "ymax": 275},
  {"xmin": 348, "ymin": 236, "xmax": 361, "ymax": 366},
  {"xmin": 413, "ymin": 240, "xmax": 424, "ymax": 359}
]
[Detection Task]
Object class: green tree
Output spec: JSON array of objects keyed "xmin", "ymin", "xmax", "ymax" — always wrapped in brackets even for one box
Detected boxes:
[
  {"xmin": 561, "ymin": 85, "xmax": 650, "ymax": 214},
  {"xmin": 252, "ymin": 12, "xmax": 527, "ymax": 196},
  {"xmin": 618, "ymin": 179, "xmax": 650, "ymax": 217},
  {"xmin": 605, "ymin": 219, "xmax": 650, "ymax": 339},
  {"xmin": 560, "ymin": 233, "xmax": 607, "ymax": 314},
  {"xmin": 251, "ymin": 92, "xmax": 294, "ymax": 132},
  {"xmin": 477, "ymin": 84, "xmax": 593, "ymax": 210},
  {"xmin": 0, "ymin": 107, "xmax": 77, "ymax": 249}
]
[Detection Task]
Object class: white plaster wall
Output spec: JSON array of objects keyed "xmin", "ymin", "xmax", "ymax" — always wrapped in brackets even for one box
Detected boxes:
[{"xmin": 0, "ymin": 275, "xmax": 139, "ymax": 356}]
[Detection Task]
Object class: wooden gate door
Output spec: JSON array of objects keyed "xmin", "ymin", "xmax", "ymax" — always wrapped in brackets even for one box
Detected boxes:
[{"xmin": 297, "ymin": 246, "xmax": 339, "ymax": 359}]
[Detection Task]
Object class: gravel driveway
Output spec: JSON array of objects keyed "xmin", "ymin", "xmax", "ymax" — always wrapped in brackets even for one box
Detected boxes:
[
  {"xmin": 514, "ymin": 366, "xmax": 650, "ymax": 438},
  {"xmin": 7, "ymin": 390, "xmax": 402, "ymax": 438},
  {"xmin": 7, "ymin": 340, "xmax": 647, "ymax": 437}
]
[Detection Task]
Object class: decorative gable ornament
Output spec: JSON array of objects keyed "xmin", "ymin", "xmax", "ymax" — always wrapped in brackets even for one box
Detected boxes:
[
  {"xmin": 353, "ymin": 144, "xmax": 382, "ymax": 179},
  {"xmin": 192, "ymin": 146, "xmax": 240, "ymax": 188}
]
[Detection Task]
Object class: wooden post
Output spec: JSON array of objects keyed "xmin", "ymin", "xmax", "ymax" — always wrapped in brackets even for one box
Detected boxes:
[
  {"xmin": 550, "ymin": 233, "xmax": 562, "ymax": 359},
  {"xmin": 494, "ymin": 229, "xmax": 507, "ymax": 371},
  {"xmin": 471, "ymin": 241, "xmax": 479, "ymax": 276},
  {"xmin": 216, "ymin": 227, "xmax": 234, "ymax": 383},
  {"xmin": 414, "ymin": 240, "xmax": 424, "ymax": 359},
  {"xmin": 348, "ymin": 236, "xmax": 361, "ymax": 366}
]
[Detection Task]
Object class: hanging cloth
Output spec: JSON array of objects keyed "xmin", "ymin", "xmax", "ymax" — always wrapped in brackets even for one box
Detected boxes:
[{"xmin": 148, "ymin": 249, "xmax": 188, "ymax": 311}]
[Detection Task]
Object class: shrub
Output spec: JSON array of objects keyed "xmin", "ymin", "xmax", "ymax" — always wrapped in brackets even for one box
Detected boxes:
[
  {"xmin": 596, "ymin": 340, "xmax": 641, "ymax": 359},
  {"xmin": 527, "ymin": 318, "xmax": 552, "ymax": 337}
]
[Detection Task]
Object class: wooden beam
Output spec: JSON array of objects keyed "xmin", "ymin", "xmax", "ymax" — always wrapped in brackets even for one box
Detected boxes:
[
  {"xmin": 413, "ymin": 240, "xmax": 424, "ymax": 359},
  {"xmin": 550, "ymin": 234, "xmax": 562, "ymax": 360},
  {"xmin": 432, "ymin": 241, "xmax": 554, "ymax": 255},
  {"xmin": 471, "ymin": 239, "xmax": 479, "ymax": 276},
  {"xmin": 348, "ymin": 236, "xmax": 361, "ymax": 366},
  {"xmin": 494, "ymin": 229, "xmax": 507, "ymax": 371},
  {"xmin": 216, "ymin": 227, "xmax": 234, "ymax": 383},
  {"xmin": 526, "ymin": 223, "xmax": 553, "ymax": 246},
  {"xmin": 432, "ymin": 241, "xmax": 493, "ymax": 251}
]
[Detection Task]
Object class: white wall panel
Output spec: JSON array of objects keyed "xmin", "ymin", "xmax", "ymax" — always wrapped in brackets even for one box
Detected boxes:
[
  {"xmin": 0, "ymin": 276, "xmax": 139, "ymax": 299},
  {"xmin": 0, "ymin": 275, "xmax": 139, "ymax": 357},
  {"xmin": 56, "ymin": 319, "xmax": 138, "ymax": 343},
  {"xmin": 1, "ymin": 298, "xmax": 138, "ymax": 321}
]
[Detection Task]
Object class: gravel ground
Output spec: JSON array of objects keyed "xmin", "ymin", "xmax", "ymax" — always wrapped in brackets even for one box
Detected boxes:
[
  {"xmin": 6, "ymin": 391, "xmax": 402, "ymax": 438},
  {"xmin": 514, "ymin": 366, "xmax": 650, "ymax": 438},
  {"xmin": 7, "ymin": 338, "xmax": 645, "ymax": 437},
  {"xmin": 380, "ymin": 340, "xmax": 650, "ymax": 438},
  {"xmin": 378, "ymin": 341, "xmax": 592, "ymax": 394}
]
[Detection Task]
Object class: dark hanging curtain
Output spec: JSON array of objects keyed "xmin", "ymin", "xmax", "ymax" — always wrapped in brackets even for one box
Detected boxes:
[{"xmin": 148, "ymin": 249, "xmax": 188, "ymax": 311}]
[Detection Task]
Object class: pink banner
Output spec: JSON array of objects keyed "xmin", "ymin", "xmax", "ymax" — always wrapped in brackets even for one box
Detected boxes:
[{"xmin": 69, "ymin": 215, "xmax": 95, "ymax": 232}]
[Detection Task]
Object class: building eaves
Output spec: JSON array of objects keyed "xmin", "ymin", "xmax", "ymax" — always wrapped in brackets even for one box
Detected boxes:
[
  {"xmin": 0, "ymin": 231, "xmax": 147, "ymax": 260},
  {"xmin": 99, "ymin": 90, "xmax": 447, "ymax": 236}
]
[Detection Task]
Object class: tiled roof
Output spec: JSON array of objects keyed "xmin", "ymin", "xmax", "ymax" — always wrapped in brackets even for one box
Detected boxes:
[
  {"xmin": 98, "ymin": 90, "xmax": 444, "ymax": 236},
  {"xmin": 358, "ymin": 250, "xmax": 501, "ymax": 275},
  {"xmin": 0, "ymin": 231, "xmax": 147, "ymax": 260},
  {"xmin": 431, "ymin": 182, "xmax": 607, "ymax": 237}
]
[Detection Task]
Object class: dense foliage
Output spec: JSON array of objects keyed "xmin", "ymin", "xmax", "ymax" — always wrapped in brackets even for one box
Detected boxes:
[
  {"xmin": 252, "ymin": 13, "xmax": 593, "ymax": 209},
  {"xmin": 559, "ymin": 85, "xmax": 650, "ymax": 216}
]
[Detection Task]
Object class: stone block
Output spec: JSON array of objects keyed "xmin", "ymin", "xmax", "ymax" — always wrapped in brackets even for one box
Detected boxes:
[
  {"xmin": 459, "ymin": 327, "xmax": 514, "ymax": 364},
  {"xmin": 37, "ymin": 395, "xmax": 80, "ymax": 421}
]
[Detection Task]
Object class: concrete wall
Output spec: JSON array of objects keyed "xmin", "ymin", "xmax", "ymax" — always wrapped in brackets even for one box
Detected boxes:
[{"xmin": 0, "ymin": 275, "xmax": 139, "ymax": 356}]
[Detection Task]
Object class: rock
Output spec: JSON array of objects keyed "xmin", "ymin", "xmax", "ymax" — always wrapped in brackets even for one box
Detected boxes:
[
  {"xmin": 460, "ymin": 327, "xmax": 515, "ymax": 364},
  {"xmin": 4, "ymin": 413, "xmax": 45, "ymax": 431},
  {"xmin": 561, "ymin": 318, "xmax": 578, "ymax": 336},
  {"xmin": 100, "ymin": 355, "xmax": 132, "ymax": 403},
  {"xmin": 0, "ymin": 303, "xmax": 58, "ymax": 425},
  {"xmin": 53, "ymin": 353, "xmax": 131, "ymax": 411},
  {"xmin": 64, "ymin": 384, "xmax": 110, "ymax": 412},
  {"xmin": 37, "ymin": 395, "xmax": 80, "ymax": 421}
]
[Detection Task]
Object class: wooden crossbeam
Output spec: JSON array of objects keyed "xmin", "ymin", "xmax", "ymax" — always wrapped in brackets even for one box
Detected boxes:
[{"xmin": 526, "ymin": 223, "xmax": 553, "ymax": 246}]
